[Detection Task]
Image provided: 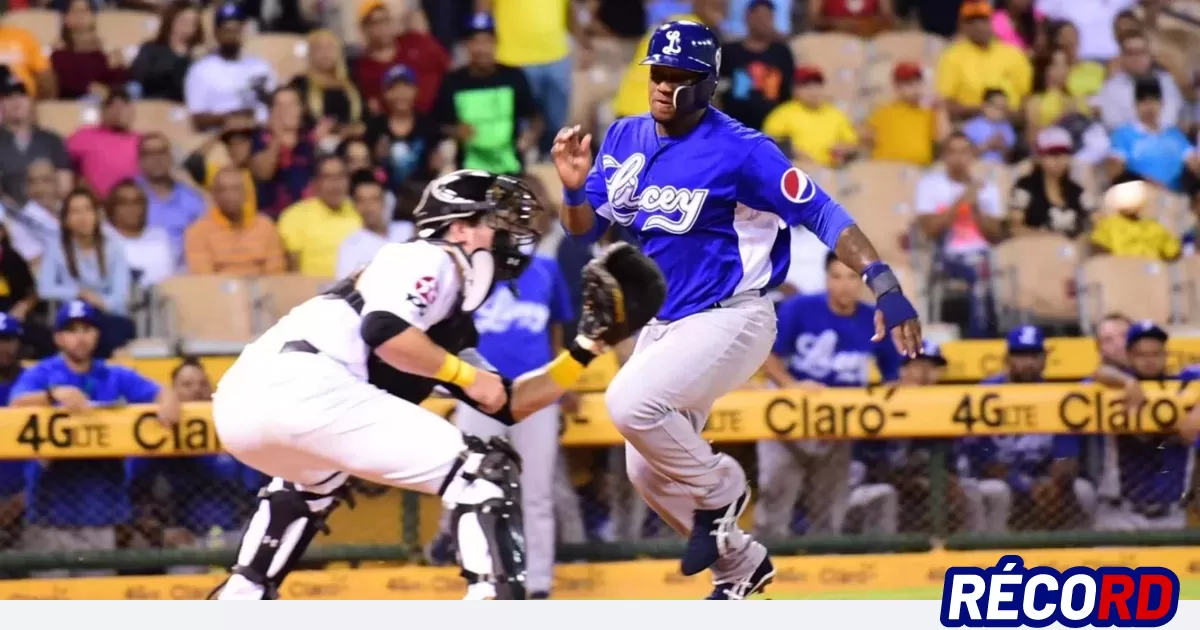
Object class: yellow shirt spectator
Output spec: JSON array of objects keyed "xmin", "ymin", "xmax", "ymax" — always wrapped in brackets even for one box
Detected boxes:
[
  {"xmin": 612, "ymin": 13, "xmax": 699, "ymax": 118},
  {"xmin": 1090, "ymin": 213, "xmax": 1181, "ymax": 260},
  {"xmin": 492, "ymin": 0, "xmax": 570, "ymax": 67},
  {"xmin": 936, "ymin": 38, "xmax": 1033, "ymax": 109},
  {"xmin": 0, "ymin": 25, "xmax": 49, "ymax": 97},
  {"xmin": 866, "ymin": 101, "xmax": 936, "ymax": 166},
  {"xmin": 277, "ymin": 197, "xmax": 363, "ymax": 277},
  {"xmin": 763, "ymin": 102, "xmax": 858, "ymax": 167}
]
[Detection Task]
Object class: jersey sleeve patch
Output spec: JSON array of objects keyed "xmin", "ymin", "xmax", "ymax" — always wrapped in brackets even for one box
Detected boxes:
[{"xmin": 780, "ymin": 167, "xmax": 816, "ymax": 204}]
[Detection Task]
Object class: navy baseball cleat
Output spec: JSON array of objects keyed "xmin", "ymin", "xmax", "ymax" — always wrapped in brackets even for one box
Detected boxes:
[
  {"xmin": 681, "ymin": 490, "xmax": 751, "ymax": 576},
  {"xmin": 424, "ymin": 531, "xmax": 456, "ymax": 566},
  {"xmin": 706, "ymin": 556, "xmax": 776, "ymax": 600}
]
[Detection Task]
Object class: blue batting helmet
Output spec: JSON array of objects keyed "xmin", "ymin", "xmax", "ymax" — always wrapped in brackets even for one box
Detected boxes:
[{"xmin": 640, "ymin": 20, "xmax": 720, "ymax": 114}]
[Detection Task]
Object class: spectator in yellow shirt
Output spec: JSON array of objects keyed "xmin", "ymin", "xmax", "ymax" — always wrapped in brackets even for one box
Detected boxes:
[
  {"xmin": 611, "ymin": 1, "xmax": 726, "ymax": 119},
  {"xmin": 762, "ymin": 66, "xmax": 858, "ymax": 167},
  {"xmin": 862, "ymin": 62, "xmax": 945, "ymax": 166},
  {"xmin": 0, "ymin": 25, "xmax": 56, "ymax": 98},
  {"xmin": 935, "ymin": 0, "xmax": 1032, "ymax": 121},
  {"xmin": 277, "ymin": 155, "xmax": 363, "ymax": 277},
  {"xmin": 1090, "ymin": 180, "xmax": 1182, "ymax": 261}
]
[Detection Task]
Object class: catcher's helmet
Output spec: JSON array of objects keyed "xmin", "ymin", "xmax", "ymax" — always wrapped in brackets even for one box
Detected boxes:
[
  {"xmin": 640, "ymin": 20, "xmax": 720, "ymax": 114},
  {"xmin": 413, "ymin": 169, "xmax": 544, "ymax": 280}
]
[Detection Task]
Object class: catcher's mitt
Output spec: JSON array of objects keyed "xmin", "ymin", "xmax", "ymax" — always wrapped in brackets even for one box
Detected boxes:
[{"xmin": 579, "ymin": 242, "xmax": 666, "ymax": 345}]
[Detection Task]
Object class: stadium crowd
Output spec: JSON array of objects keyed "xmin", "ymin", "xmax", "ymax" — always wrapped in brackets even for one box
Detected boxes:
[{"xmin": 0, "ymin": 0, "xmax": 1196, "ymax": 584}]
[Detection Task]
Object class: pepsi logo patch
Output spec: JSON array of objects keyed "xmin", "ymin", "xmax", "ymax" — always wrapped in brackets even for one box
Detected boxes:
[
  {"xmin": 780, "ymin": 167, "xmax": 816, "ymax": 204},
  {"xmin": 415, "ymin": 275, "xmax": 438, "ymax": 305}
]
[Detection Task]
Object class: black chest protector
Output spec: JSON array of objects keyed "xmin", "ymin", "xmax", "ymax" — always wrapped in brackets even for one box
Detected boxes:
[{"xmin": 324, "ymin": 276, "xmax": 479, "ymax": 404}]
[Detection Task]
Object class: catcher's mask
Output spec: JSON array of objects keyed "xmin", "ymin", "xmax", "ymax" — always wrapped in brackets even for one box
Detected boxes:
[{"xmin": 413, "ymin": 170, "xmax": 544, "ymax": 310}]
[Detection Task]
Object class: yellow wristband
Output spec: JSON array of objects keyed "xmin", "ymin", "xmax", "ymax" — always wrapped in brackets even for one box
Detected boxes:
[
  {"xmin": 434, "ymin": 354, "xmax": 477, "ymax": 388},
  {"xmin": 546, "ymin": 351, "xmax": 586, "ymax": 389}
]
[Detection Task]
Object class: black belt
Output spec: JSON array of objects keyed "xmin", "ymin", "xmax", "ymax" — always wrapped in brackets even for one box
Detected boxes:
[{"xmin": 280, "ymin": 340, "xmax": 319, "ymax": 354}]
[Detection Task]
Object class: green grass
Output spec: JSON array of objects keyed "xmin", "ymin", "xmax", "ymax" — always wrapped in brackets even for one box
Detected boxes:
[{"xmin": 766, "ymin": 579, "xmax": 1200, "ymax": 600}]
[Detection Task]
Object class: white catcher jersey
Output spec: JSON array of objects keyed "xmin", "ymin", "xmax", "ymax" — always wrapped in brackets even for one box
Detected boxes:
[{"xmin": 242, "ymin": 241, "xmax": 464, "ymax": 381}]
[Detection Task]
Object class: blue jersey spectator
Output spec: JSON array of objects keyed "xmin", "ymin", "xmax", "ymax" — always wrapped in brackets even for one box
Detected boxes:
[
  {"xmin": 0, "ymin": 314, "xmax": 27, "ymax": 554},
  {"xmin": 1096, "ymin": 322, "xmax": 1196, "ymax": 531},
  {"xmin": 1108, "ymin": 77, "xmax": 1199, "ymax": 192},
  {"xmin": 7, "ymin": 300, "xmax": 180, "ymax": 577},
  {"xmin": 755, "ymin": 254, "xmax": 902, "ymax": 538}
]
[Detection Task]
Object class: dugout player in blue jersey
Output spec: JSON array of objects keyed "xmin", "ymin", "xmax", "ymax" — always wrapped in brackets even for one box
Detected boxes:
[
  {"xmin": 754, "ymin": 252, "xmax": 903, "ymax": 538},
  {"xmin": 0, "ymin": 314, "xmax": 26, "ymax": 555},
  {"xmin": 551, "ymin": 19, "xmax": 922, "ymax": 598}
]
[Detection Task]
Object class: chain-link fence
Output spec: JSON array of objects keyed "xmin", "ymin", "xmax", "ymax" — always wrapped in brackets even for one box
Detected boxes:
[{"xmin": 1, "ymin": 431, "xmax": 1198, "ymax": 577}]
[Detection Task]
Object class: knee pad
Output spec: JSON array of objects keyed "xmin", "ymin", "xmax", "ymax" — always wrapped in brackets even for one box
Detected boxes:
[
  {"xmin": 210, "ymin": 473, "xmax": 352, "ymax": 600},
  {"xmin": 439, "ymin": 435, "xmax": 527, "ymax": 600}
]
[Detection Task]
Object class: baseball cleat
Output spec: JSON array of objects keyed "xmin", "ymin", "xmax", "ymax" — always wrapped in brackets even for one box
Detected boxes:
[
  {"xmin": 705, "ymin": 555, "xmax": 775, "ymax": 600},
  {"xmin": 424, "ymin": 531, "xmax": 456, "ymax": 566},
  {"xmin": 529, "ymin": 591, "xmax": 551, "ymax": 600},
  {"xmin": 681, "ymin": 489, "xmax": 750, "ymax": 576}
]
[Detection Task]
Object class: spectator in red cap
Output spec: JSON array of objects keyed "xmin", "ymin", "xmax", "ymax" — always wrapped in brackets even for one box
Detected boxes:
[
  {"xmin": 1007, "ymin": 126, "xmax": 1092, "ymax": 240},
  {"xmin": 762, "ymin": 65, "xmax": 858, "ymax": 167},
  {"xmin": 862, "ymin": 62, "xmax": 946, "ymax": 166}
]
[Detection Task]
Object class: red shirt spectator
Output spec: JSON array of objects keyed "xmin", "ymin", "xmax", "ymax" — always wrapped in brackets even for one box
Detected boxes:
[
  {"xmin": 809, "ymin": 0, "xmax": 895, "ymax": 37},
  {"xmin": 352, "ymin": 1, "xmax": 450, "ymax": 115},
  {"xmin": 51, "ymin": 0, "xmax": 129, "ymax": 100}
]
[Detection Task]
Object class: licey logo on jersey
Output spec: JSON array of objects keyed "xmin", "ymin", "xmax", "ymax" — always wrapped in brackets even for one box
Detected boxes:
[
  {"xmin": 601, "ymin": 152, "xmax": 709, "ymax": 234},
  {"xmin": 780, "ymin": 167, "xmax": 816, "ymax": 205},
  {"xmin": 940, "ymin": 555, "xmax": 1179, "ymax": 628}
]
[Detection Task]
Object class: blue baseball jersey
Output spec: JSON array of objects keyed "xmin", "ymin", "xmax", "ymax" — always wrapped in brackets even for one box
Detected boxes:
[
  {"xmin": 10, "ymin": 356, "xmax": 160, "ymax": 527},
  {"xmin": 474, "ymin": 256, "xmax": 575, "ymax": 379},
  {"xmin": 576, "ymin": 108, "xmax": 856, "ymax": 321},
  {"xmin": 0, "ymin": 369, "xmax": 26, "ymax": 497},
  {"xmin": 773, "ymin": 293, "xmax": 902, "ymax": 387}
]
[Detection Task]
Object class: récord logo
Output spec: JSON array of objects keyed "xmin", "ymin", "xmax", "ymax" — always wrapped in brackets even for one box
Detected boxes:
[
  {"xmin": 601, "ymin": 153, "xmax": 709, "ymax": 234},
  {"xmin": 941, "ymin": 554, "xmax": 1179, "ymax": 628}
]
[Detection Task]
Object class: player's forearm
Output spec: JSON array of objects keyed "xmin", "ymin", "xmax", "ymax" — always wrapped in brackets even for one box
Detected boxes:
[
  {"xmin": 376, "ymin": 327, "xmax": 471, "ymax": 384},
  {"xmin": 1093, "ymin": 364, "xmax": 1138, "ymax": 389},
  {"xmin": 831, "ymin": 224, "xmax": 885, "ymax": 273},
  {"xmin": 561, "ymin": 201, "xmax": 597, "ymax": 236},
  {"xmin": 509, "ymin": 337, "xmax": 602, "ymax": 421}
]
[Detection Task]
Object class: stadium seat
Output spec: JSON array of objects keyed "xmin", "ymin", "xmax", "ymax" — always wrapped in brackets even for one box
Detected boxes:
[
  {"xmin": 35, "ymin": 100, "xmax": 99, "ymax": 138},
  {"xmin": 2, "ymin": 9, "xmax": 59, "ymax": 52},
  {"xmin": 989, "ymin": 233, "xmax": 1081, "ymax": 327},
  {"xmin": 96, "ymin": 10, "xmax": 160, "ymax": 63},
  {"xmin": 154, "ymin": 275, "xmax": 258, "ymax": 354},
  {"xmin": 1077, "ymin": 256, "xmax": 1174, "ymax": 330},
  {"xmin": 133, "ymin": 99, "xmax": 192, "ymax": 137},
  {"xmin": 255, "ymin": 274, "xmax": 333, "ymax": 330},
  {"xmin": 1173, "ymin": 256, "xmax": 1200, "ymax": 326},
  {"xmin": 839, "ymin": 189, "xmax": 916, "ymax": 266},
  {"xmin": 245, "ymin": 34, "xmax": 309, "ymax": 83},
  {"xmin": 527, "ymin": 162, "xmax": 563, "ymax": 210},
  {"xmin": 869, "ymin": 31, "xmax": 946, "ymax": 67}
]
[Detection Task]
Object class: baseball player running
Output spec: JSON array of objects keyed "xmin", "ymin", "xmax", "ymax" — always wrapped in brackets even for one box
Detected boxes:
[
  {"xmin": 552, "ymin": 20, "xmax": 923, "ymax": 599},
  {"xmin": 208, "ymin": 170, "xmax": 664, "ymax": 600}
]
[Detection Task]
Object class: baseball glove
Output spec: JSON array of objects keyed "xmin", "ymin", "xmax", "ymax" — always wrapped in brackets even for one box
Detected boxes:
[{"xmin": 579, "ymin": 242, "xmax": 666, "ymax": 345}]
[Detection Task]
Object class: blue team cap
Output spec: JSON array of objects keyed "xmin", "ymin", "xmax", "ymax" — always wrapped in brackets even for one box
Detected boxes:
[
  {"xmin": 214, "ymin": 1, "xmax": 246, "ymax": 27},
  {"xmin": 466, "ymin": 12, "xmax": 496, "ymax": 35},
  {"xmin": 905, "ymin": 340, "xmax": 947, "ymax": 366},
  {"xmin": 56, "ymin": 300, "xmax": 101, "ymax": 331},
  {"xmin": 748, "ymin": 0, "xmax": 776, "ymax": 11},
  {"xmin": 1126, "ymin": 320, "xmax": 1168, "ymax": 348},
  {"xmin": 382, "ymin": 64, "xmax": 417, "ymax": 89},
  {"xmin": 0, "ymin": 313, "xmax": 23, "ymax": 338},
  {"xmin": 1006, "ymin": 325, "xmax": 1046, "ymax": 354}
]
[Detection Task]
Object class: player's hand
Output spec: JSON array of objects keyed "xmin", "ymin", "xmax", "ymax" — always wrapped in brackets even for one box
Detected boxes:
[
  {"xmin": 50, "ymin": 386, "xmax": 91, "ymax": 413},
  {"xmin": 1122, "ymin": 378, "xmax": 1147, "ymax": 411},
  {"xmin": 551, "ymin": 125, "xmax": 593, "ymax": 192},
  {"xmin": 465, "ymin": 371, "xmax": 507, "ymax": 415},
  {"xmin": 157, "ymin": 395, "xmax": 182, "ymax": 428},
  {"xmin": 873, "ymin": 310, "xmax": 922, "ymax": 358},
  {"xmin": 791, "ymin": 380, "xmax": 825, "ymax": 393}
]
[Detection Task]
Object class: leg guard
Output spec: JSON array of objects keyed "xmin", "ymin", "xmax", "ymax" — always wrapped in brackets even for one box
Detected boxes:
[
  {"xmin": 209, "ymin": 472, "xmax": 353, "ymax": 600},
  {"xmin": 439, "ymin": 435, "xmax": 527, "ymax": 600}
]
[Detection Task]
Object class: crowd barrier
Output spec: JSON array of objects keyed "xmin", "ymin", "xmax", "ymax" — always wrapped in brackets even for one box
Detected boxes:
[
  {"xmin": 3, "ymin": 546, "xmax": 1200, "ymax": 600},
  {"xmin": 97, "ymin": 336, "xmax": 1200, "ymax": 391},
  {"xmin": 0, "ymin": 380, "xmax": 1192, "ymax": 459}
]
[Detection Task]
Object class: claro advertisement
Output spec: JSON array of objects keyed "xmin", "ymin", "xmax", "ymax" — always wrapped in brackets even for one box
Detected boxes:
[{"xmin": 0, "ymin": 381, "xmax": 1195, "ymax": 459}]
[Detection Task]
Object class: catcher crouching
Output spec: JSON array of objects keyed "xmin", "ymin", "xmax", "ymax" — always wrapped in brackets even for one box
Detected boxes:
[{"xmin": 207, "ymin": 170, "xmax": 665, "ymax": 600}]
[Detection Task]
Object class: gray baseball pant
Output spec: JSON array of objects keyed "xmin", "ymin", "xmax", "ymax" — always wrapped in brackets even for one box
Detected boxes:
[
  {"xmin": 754, "ymin": 440, "xmax": 853, "ymax": 537},
  {"xmin": 605, "ymin": 292, "xmax": 775, "ymax": 582}
]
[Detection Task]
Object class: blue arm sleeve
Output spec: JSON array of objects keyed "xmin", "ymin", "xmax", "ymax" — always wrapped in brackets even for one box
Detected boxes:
[
  {"xmin": 873, "ymin": 334, "xmax": 903, "ymax": 382},
  {"xmin": 9, "ymin": 363, "xmax": 51, "ymax": 399},
  {"xmin": 114, "ymin": 367, "xmax": 162, "ymax": 404},
  {"xmin": 735, "ymin": 138, "xmax": 856, "ymax": 249},
  {"xmin": 548, "ymin": 262, "xmax": 575, "ymax": 324}
]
